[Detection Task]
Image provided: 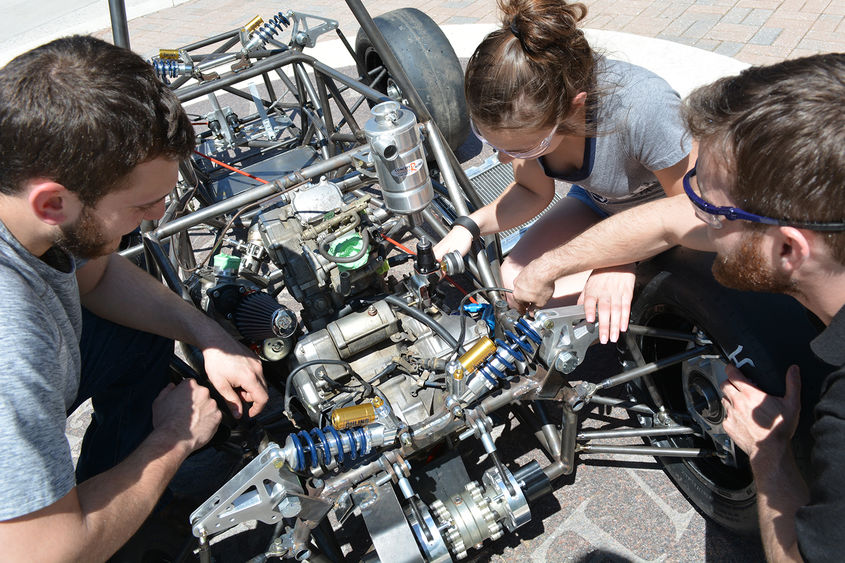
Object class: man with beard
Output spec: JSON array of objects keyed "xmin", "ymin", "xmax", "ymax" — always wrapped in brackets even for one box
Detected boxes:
[
  {"xmin": 0, "ymin": 37, "xmax": 269, "ymax": 559},
  {"xmin": 512, "ymin": 53, "xmax": 845, "ymax": 561}
]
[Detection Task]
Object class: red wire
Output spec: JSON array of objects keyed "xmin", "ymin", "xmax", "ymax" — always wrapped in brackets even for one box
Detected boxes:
[
  {"xmin": 193, "ymin": 149, "xmax": 269, "ymax": 184},
  {"xmin": 380, "ymin": 234, "xmax": 477, "ymax": 304}
]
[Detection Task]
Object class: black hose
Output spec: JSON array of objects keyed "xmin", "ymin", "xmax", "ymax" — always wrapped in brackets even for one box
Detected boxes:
[
  {"xmin": 384, "ymin": 295, "xmax": 464, "ymax": 355},
  {"xmin": 318, "ymin": 214, "xmax": 370, "ymax": 264},
  {"xmin": 283, "ymin": 359, "xmax": 354, "ymax": 415}
]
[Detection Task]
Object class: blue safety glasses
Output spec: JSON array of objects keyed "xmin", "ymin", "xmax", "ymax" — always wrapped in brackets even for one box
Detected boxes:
[{"xmin": 683, "ymin": 165, "xmax": 845, "ymax": 231}]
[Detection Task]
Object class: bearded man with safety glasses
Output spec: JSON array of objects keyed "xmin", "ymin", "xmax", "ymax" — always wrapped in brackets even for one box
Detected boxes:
[{"xmin": 511, "ymin": 52, "xmax": 845, "ymax": 562}]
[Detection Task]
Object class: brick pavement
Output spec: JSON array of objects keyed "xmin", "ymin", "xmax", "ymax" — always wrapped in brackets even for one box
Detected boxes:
[{"xmin": 91, "ymin": 0, "xmax": 844, "ymax": 66}]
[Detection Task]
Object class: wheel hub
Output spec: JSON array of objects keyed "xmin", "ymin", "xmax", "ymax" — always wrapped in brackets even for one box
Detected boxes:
[
  {"xmin": 681, "ymin": 353, "xmax": 738, "ymax": 467},
  {"xmin": 386, "ymin": 79, "xmax": 403, "ymax": 102},
  {"xmin": 687, "ymin": 373, "xmax": 723, "ymax": 424}
]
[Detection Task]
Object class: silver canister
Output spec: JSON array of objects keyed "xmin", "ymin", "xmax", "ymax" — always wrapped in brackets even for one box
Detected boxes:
[{"xmin": 363, "ymin": 101, "xmax": 433, "ymax": 215}]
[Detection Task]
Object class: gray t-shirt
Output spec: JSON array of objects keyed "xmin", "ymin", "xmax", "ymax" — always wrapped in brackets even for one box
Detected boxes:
[
  {"xmin": 539, "ymin": 57, "xmax": 691, "ymax": 214},
  {"xmin": 0, "ymin": 219, "xmax": 82, "ymax": 520}
]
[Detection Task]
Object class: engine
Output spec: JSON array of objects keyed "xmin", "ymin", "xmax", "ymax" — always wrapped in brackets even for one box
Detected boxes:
[{"xmin": 181, "ymin": 101, "xmax": 601, "ymax": 562}]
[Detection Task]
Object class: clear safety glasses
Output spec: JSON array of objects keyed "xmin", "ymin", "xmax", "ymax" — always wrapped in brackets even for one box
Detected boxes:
[{"xmin": 470, "ymin": 119, "xmax": 557, "ymax": 160}]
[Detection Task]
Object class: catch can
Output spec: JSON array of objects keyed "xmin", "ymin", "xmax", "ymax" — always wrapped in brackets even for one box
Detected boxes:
[{"xmin": 363, "ymin": 101, "xmax": 433, "ymax": 215}]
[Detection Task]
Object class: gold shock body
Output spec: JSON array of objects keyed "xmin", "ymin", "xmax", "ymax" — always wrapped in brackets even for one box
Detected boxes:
[
  {"xmin": 157, "ymin": 49, "xmax": 181, "ymax": 60},
  {"xmin": 459, "ymin": 337, "xmax": 497, "ymax": 374},
  {"xmin": 244, "ymin": 16, "xmax": 264, "ymax": 33},
  {"xmin": 331, "ymin": 403, "xmax": 376, "ymax": 430}
]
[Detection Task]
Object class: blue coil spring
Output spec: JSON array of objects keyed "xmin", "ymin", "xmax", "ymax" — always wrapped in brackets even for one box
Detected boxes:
[
  {"xmin": 478, "ymin": 318, "xmax": 543, "ymax": 386},
  {"xmin": 150, "ymin": 59, "xmax": 180, "ymax": 80},
  {"xmin": 254, "ymin": 12, "xmax": 291, "ymax": 44},
  {"xmin": 288, "ymin": 426, "xmax": 369, "ymax": 471}
]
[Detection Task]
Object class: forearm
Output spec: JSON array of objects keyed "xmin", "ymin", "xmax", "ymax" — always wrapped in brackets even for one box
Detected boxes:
[
  {"xmin": 751, "ymin": 445, "xmax": 809, "ymax": 563},
  {"xmin": 80, "ymin": 254, "xmax": 227, "ymax": 347},
  {"xmin": 2, "ymin": 430, "xmax": 190, "ymax": 562},
  {"xmin": 75, "ymin": 430, "xmax": 190, "ymax": 561},
  {"xmin": 471, "ymin": 181, "xmax": 553, "ymax": 235},
  {"xmin": 527, "ymin": 194, "xmax": 712, "ymax": 280}
]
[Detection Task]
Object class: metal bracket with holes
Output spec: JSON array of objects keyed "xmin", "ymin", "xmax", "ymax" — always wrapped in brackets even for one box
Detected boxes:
[{"xmin": 189, "ymin": 443, "xmax": 304, "ymax": 537}]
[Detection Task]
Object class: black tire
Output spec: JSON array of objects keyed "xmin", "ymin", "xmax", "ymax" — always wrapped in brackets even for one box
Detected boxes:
[
  {"xmin": 355, "ymin": 8, "xmax": 469, "ymax": 151},
  {"xmin": 626, "ymin": 248, "xmax": 825, "ymax": 534}
]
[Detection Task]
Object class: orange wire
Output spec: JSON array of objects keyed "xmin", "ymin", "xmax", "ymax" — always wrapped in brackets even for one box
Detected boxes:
[
  {"xmin": 380, "ymin": 234, "xmax": 477, "ymax": 304},
  {"xmin": 193, "ymin": 149, "xmax": 269, "ymax": 184},
  {"xmin": 382, "ymin": 235, "xmax": 415, "ymax": 255}
]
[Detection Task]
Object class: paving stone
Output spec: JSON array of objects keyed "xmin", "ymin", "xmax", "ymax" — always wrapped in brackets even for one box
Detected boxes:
[
  {"xmin": 684, "ymin": 14, "xmax": 721, "ymax": 38},
  {"xmin": 797, "ymin": 35, "xmax": 845, "ymax": 50},
  {"xmin": 742, "ymin": 7, "xmax": 775, "ymax": 26},
  {"xmin": 810, "ymin": 13, "xmax": 844, "ymax": 31},
  {"xmin": 446, "ymin": 15, "xmax": 480, "ymax": 24},
  {"xmin": 695, "ymin": 37, "xmax": 722, "ymax": 49},
  {"xmin": 709, "ymin": 20, "xmax": 759, "ymax": 42},
  {"xmin": 714, "ymin": 39, "xmax": 745, "ymax": 56},
  {"xmin": 721, "ymin": 6, "xmax": 753, "ymax": 24},
  {"xmin": 657, "ymin": 33, "xmax": 699, "ymax": 46},
  {"xmin": 749, "ymin": 26, "xmax": 783, "ymax": 44}
]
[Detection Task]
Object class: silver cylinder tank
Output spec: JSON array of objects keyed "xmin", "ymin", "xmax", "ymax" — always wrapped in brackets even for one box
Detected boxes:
[{"xmin": 363, "ymin": 101, "xmax": 433, "ymax": 214}]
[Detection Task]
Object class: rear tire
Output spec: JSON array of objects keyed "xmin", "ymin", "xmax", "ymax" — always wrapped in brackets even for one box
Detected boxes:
[
  {"xmin": 626, "ymin": 248, "xmax": 825, "ymax": 533},
  {"xmin": 355, "ymin": 8, "xmax": 469, "ymax": 151}
]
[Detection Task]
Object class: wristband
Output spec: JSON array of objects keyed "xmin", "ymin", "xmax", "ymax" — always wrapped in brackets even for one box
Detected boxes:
[{"xmin": 453, "ymin": 216, "xmax": 481, "ymax": 243}]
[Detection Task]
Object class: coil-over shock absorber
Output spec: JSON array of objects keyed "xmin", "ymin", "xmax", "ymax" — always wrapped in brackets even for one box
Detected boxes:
[
  {"xmin": 149, "ymin": 57, "xmax": 193, "ymax": 82},
  {"xmin": 281, "ymin": 426, "xmax": 371, "ymax": 471},
  {"xmin": 459, "ymin": 318, "xmax": 543, "ymax": 404},
  {"xmin": 243, "ymin": 11, "xmax": 291, "ymax": 51}
]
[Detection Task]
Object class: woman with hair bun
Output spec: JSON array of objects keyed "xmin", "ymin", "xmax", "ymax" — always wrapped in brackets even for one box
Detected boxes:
[{"xmin": 434, "ymin": 0, "xmax": 695, "ymax": 338}]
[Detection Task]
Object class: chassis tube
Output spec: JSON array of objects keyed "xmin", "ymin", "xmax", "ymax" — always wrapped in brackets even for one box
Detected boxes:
[
  {"xmin": 120, "ymin": 147, "xmax": 369, "ymax": 259},
  {"xmin": 590, "ymin": 395, "xmax": 655, "ymax": 415},
  {"xmin": 175, "ymin": 53, "xmax": 387, "ymax": 104},
  {"xmin": 108, "ymin": 0, "xmax": 130, "ymax": 49},
  {"xmin": 420, "ymin": 123, "xmax": 501, "ymax": 291},
  {"xmin": 626, "ymin": 324, "xmax": 702, "ymax": 343},
  {"xmin": 595, "ymin": 345, "xmax": 712, "ymax": 392},
  {"xmin": 142, "ymin": 235, "xmax": 191, "ymax": 300},
  {"xmin": 578, "ymin": 445, "xmax": 713, "ymax": 457},
  {"xmin": 578, "ymin": 426, "xmax": 697, "ymax": 440}
]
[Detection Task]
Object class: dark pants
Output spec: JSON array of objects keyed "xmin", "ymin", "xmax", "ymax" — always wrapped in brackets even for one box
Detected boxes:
[{"xmin": 68, "ymin": 308, "xmax": 173, "ymax": 483}]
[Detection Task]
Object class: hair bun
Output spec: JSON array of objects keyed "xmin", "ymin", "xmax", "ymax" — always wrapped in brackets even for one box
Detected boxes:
[{"xmin": 498, "ymin": 0, "xmax": 588, "ymax": 59}]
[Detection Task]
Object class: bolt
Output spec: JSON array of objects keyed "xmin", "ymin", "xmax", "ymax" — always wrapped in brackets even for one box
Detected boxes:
[
  {"xmin": 212, "ymin": 291, "xmax": 220, "ymax": 299},
  {"xmin": 367, "ymin": 305, "xmax": 378, "ymax": 316},
  {"xmin": 277, "ymin": 495, "xmax": 301, "ymax": 518},
  {"xmin": 400, "ymin": 433, "xmax": 413, "ymax": 447},
  {"xmin": 238, "ymin": 286, "xmax": 246, "ymax": 293},
  {"xmin": 554, "ymin": 351, "xmax": 579, "ymax": 374},
  {"xmin": 543, "ymin": 319, "xmax": 555, "ymax": 330}
]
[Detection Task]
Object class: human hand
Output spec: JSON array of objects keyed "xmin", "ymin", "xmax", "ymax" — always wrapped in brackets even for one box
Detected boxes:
[
  {"xmin": 202, "ymin": 333, "xmax": 268, "ymax": 418},
  {"xmin": 720, "ymin": 364, "xmax": 801, "ymax": 463},
  {"xmin": 433, "ymin": 225, "xmax": 474, "ymax": 261},
  {"xmin": 512, "ymin": 262, "xmax": 556, "ymax": 314},
  {"xmin": 577, "ymin": 264, "xmax": 636, "ymax": 344},
  {"xmin": 152, "ymin": 379, "xmax": 222, "ymax": 453}
]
